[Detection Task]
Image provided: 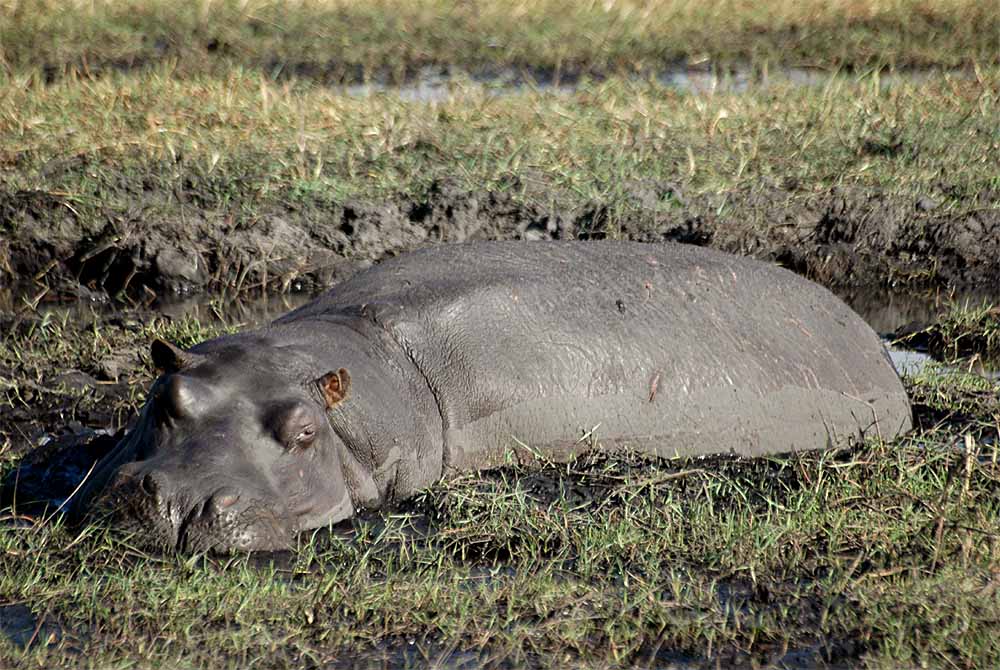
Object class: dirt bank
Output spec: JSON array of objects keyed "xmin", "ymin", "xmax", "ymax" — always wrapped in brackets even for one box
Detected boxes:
[{"xmin": 2, "ymin": 178, "xmax": 998, "ymax": 299}]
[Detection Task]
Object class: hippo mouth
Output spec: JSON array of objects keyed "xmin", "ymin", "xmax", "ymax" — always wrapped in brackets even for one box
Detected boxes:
[
  {"xmin": 176, "ymin": 493, "xmax": 294, "ymax": 554},
  {"xmin": 88, "ymin": 471, "xmax": 296, "ymax": 554}
]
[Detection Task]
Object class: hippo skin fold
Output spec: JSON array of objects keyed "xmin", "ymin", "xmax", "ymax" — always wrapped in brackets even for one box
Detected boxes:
[{"xmin": 70, "ymin": 241, "xmax": 911, "ymax": 552}]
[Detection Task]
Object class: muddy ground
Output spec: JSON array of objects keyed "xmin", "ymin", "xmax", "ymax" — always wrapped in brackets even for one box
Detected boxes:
[{"xmin": 3, "ymin": 176, "xmax": 999, "ymax": 301}]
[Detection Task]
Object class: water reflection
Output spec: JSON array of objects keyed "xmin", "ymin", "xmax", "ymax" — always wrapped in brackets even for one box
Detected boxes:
[
  {"xmin": 837, "ymin": 285, "xmax": 998, "ymax": 336},
  {"xmin": 336, "ymin": 64, "xmax": 969, "ymax": 102},
  {"xmin": 0, "ymin": 604, "xmax": 62, "ymax": 649},
  {"xmin": 887, "ymin": 347, "xmax": 936, "ymax": 378}
]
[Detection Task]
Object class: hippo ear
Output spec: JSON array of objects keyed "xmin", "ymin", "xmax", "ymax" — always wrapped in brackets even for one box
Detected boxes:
[
  {"xmin": 150, "ymin": 339, "xmax": 201, "ymax": 374},
  {"xmin": 316, "ymin": 368, "xmax": 351, "ymax": 409}
]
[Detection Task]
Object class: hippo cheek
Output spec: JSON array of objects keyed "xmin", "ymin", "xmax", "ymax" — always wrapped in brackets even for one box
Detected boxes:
[{"xmin": 275, "ymin": 445, "xmax": 355, "ymax": 532}]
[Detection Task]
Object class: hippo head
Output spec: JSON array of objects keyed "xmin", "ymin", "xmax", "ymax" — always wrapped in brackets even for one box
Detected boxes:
[{"xmin": 77, "ymin": 337, "xmax": 356, "ymax": 553}]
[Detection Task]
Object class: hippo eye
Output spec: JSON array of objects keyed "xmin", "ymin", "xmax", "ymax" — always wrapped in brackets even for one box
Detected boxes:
[
  {"xmin": 292, "ymin": 425, "xmax": 316, "ymax": 449},
  {"xmin": 270, "ymin": 401, "xmax": 318, "ymax": 451}
]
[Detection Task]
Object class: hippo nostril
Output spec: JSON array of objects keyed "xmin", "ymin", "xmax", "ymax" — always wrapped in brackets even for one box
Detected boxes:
[
  {"xmin": 215, "ymin": 493, "xmax": 239, "ymax": 509},
  {"xmin": 206, "ymin": 488, "xmax": 241, "ymax": 516}
]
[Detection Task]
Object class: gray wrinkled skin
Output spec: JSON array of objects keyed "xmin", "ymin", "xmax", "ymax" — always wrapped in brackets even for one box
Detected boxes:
[{"xmin": 71, "ymin": 241, "xmax": 912, "ymax": 552}]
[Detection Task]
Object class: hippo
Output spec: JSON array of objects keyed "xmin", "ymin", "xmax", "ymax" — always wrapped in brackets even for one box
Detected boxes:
[{"xmin": 70, "ymin": 241, "xmax": 911, "ymax": 552}]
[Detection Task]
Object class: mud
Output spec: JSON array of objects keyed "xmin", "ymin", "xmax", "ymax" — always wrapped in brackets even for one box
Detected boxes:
[
  {"xmin": 3, "ymin": 177, "xmax": 999, "ymax": 301},
  {"xmin": 1, "ymin": 428, "xmax": 120, "ymax": 517}
]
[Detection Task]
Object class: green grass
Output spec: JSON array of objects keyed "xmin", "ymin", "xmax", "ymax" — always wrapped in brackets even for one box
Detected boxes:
[
  {"xmin": 2, "ymin": 303, "xmax": 1000, "ymax": 667},
  {"xmin": 937, "ymin": 303, "xmax": 1000, "ymax": 363},
  {"xmin": 2, "ymin": 66, "xmax": 997, "ymax": 221},
  {"xmin": 2, "ymin": 58, "xmax": 997, "ymax": 295},
  {"xmin": 2, "ymin": 0, "xmax": 998, "ymax": 80},
  {"xmin": 897, "ymin": 301, "xmax": 1000, "ymax": 366}
]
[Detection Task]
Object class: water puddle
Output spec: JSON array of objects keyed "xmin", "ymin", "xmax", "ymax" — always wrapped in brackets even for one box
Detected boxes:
[
  {"xmin": 886, "ymin": 347, "xmax": 934, "ymax": 377},
  {"xmin": 838, "ymin": 286, "xmax": 1000, "ymax": 379},
  {"xmin": 2, "ymin": 428, "xmax": 119, "ymax": 516},
  {"xmin": 836, "ymin": 286, "xmax": 989, "ymax": 336},
  {"xmin": 887, "ymin": 345, "xmax": 999, "ymax": 381},
  {"xmin": 336, "ymin": 64, "xmax": 969, "ymax": 102},
  {"xmin": 0, "ymin": 603, "xmax": 62, "ymax": 649}
]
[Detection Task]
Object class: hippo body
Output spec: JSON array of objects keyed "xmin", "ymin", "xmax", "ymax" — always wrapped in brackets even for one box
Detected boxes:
[{"xmin": 75, "ymin": 241, "xmax": 911, "ymax": 552}]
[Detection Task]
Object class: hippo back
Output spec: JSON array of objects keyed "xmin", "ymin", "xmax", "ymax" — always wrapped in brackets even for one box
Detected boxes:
[{"xmin": 279, "ymin": 241, "xmax": 911, "ymax": 472}]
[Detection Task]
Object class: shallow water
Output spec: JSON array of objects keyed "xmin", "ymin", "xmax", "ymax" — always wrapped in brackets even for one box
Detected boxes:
[
  {"xmin": 338, "ymin": 64, "xmax": 969, "ymax": 102},
  {"xmin": 886, "ymin": 347, "xmax": 935, "ymax": 377},
  {"xmin": 835, "ymin": 286, "xmax": 996, "ymax": 336},
  {"xmin": 0, "ymin": 604, "xmax": 62, "ymax": 649}
]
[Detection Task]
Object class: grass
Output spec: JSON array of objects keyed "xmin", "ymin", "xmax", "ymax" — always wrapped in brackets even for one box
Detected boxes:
[
  {"xmin": 1, "ymin": 0, "xmax": 998, "ymax": 81},
  {"xmin": 2, "ymin": 300, "xmax": 1000, "ymax": 667},
  {"xmin": 2, "ymin": 66, "xmax": 997, "ymax": 222},
  {"xmin": 895, "ymin": 301, "xmax": 1000, "ymax": 367}
]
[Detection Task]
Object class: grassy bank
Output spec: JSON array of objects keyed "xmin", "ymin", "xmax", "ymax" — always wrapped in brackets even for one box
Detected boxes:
[
  {"xmin": 894, "ymin": 301, "xmax": 1000, "ymax": 366},
  {"xmin": 2, "ymin": 0, "xmax": 997, "ymax": 82},
  {"xmin": 4, "ymin": 66, "xmax": 998, "ymax": 201},
  {"xmin": 2, "ymin": 66, "xmax": 998, "ymax": 293},
  {"xmin": 2, "ymin": 302, "xmax": 1000, "ymax": 667}
]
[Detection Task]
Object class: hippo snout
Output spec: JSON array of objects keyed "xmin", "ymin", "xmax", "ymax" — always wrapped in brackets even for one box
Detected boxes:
[{"xmin": 93, "ymin": 464, "xmax": 295, "ymax": 553}]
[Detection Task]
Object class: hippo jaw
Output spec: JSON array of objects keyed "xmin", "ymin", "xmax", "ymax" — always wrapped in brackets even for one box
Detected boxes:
[
  {"xmin": 92, "ymin": 462, "xmax": 301, "ymax": 553},
  {"xmin": 79, "ymin": 339, "xmax": 356, "ymax": 553}
]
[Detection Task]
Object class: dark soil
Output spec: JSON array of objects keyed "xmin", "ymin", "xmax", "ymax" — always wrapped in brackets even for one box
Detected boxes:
[{"xmin": 2, "ymin": 178, "xmax": 999, "ymax": 300}]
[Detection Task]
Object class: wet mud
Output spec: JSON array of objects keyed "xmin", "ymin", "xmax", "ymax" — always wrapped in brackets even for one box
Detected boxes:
[
  {"xmin": 3, "ymin": 178, "xmax": 999, "ymax": 301},
  {"xmin": 1, "ymin": 428, "xmax": 120, "ymax": 518}
]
